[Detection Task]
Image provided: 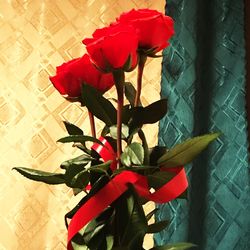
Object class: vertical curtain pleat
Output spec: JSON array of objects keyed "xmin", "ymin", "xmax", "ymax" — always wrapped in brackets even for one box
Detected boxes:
[{"xmin": 156, "ymin": 1, "xmax": 250, "ymax": 249}]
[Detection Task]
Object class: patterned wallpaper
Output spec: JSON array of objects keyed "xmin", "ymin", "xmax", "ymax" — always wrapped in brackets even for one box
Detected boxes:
[{"xmin": 0, "ymin": 1, "xmax": 165, "ymax": 249}]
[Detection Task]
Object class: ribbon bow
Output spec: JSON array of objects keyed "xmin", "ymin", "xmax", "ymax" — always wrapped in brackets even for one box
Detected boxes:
[{"xmin": 67, "ymin": 137, "xmax": 188, "ymax": 250}]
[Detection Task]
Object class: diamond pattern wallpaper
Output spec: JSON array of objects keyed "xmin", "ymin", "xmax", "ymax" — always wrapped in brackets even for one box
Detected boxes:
[{"xmin": 0, "ymin": 1, "xmax": 165, "ymax": 249}]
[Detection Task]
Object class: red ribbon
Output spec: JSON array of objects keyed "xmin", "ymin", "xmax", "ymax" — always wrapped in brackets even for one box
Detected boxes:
[
  {"xmin": 91, "ymin": 137, "xmax": 117, "ymax": 171},
  {"xmin": 67, "ymin": 138, "xmax": 188, "ymax": 250}
]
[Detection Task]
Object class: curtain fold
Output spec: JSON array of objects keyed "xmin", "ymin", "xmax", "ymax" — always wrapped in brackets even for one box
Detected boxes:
[{"xmin": 156, "ymin": 0, "xmax": 250, "ymax": 249}]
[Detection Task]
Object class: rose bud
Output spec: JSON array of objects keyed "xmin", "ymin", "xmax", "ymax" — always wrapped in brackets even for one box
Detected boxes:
[
  {"xmin": 83, "ymin": 23, "xmax": 138, "ymax": 72},
  {"xmin": 49, "ymin": 54, "xmax": 114, "ymax": 99},
  {"xmin": 117, "ymin": 8, "xmax": 174, "ymax": 55}
]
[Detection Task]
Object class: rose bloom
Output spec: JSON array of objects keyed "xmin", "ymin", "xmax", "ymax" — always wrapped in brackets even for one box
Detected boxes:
[
  {"xmin": 117, "ymin": 9, "xmax": 174, "ymax": 53},
  {"xmin": 49, "ymin": 54, "xmax": 114, "ymax": 98},
  {"xmin": 83, "ymin": 23, "xmax": 138, "ymax": 72}
]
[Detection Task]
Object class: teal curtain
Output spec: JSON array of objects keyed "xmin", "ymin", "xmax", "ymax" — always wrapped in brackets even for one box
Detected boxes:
[{"xmin": 156, "ymin": 0, "xmax": 250, "ymax": 249}]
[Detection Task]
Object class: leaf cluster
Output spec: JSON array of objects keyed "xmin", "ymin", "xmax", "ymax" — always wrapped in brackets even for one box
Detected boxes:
[{"xmin": 13, "ymin": 83, "xmax": 219, "ymax": 250}]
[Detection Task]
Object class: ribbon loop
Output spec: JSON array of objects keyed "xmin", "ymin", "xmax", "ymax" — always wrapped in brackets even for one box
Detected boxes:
[{"xmin": 67, "ymin": 139, "xmax": 188, "ymax": 249}]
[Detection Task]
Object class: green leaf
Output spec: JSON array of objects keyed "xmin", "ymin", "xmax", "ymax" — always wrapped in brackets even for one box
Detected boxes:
[
  {"xmin": 112, "ymin": 248, "xmax": 129, "ymax": 250},
  {"xmin": 64, "ymin": 164, "xmax": 88, "ymax": 188},
  {"xmin": 63, "ymin": 121, "xmax": 83, "ymax": 135},
  {"xmin": 71, "ymin": 241, "xmax": 88, "ymax": 250},
  {"xmin": 148, "ymin": 171, "xmax": 175, "ymax": 189},
  {"xmin": 150, "ymin": 242, "xmax": 196, "ymax": 250},
  {"xmin": 106, "ymin": 235, "xmax": 114, "ymax": 250},
  {"xmin": 75, "ymin": 144, "xmax": 92, "ymax": 155},
  {"xmin": 60, "ymin": 154, "xmax": 93, "ymax": 169},
  {"xmin": 73, "ymin": 188, "xmax": 83, "ymax": 196},
  {"xmin": 62, "ymin": 121, "xmax": 90, "ymax": 153},
  {"xmin": 13, "ymin": 167, "xmax": 65, "ymax": 185},
  {"xmin": 124, "ymin": 82, "xmax": 141, "ymax": 106},
  {"xmin": 110, "ymin": 124, "xmax": 129, "ymax": 140},
  {"xmin": 129, "ymin": 99, "xmax": 167, "ymax": 130},
  {"xmin": 81, "ymin": 84, "xmax": 116, "ymax": 126},
  {"xmin": 122, "ymin": 105, "xmax": 133, "ymax": 124},
  {"xmin": 82, "ymin": 207, "xmax": 114, "ymax": 250},
  {"xmin": 57, "ymin": 135, "xmax": 104, "ymax": 146},
  {"xmin": 112, "ymin": 165, "xmax": 158, "ymax": 177},
  {"xmin": 64, "ymin": 175, "xmax": 110, "ymax": 228},
  {"xmin": 101, "ymin": 125, "xmax": 110, "ymax": 137},
  {"xmin": 114, "ymin": 185, "xmax": 148, "ymax": 249},
  {"xmin": 71, "ymin": 170, "xmax": 90, "ymax": 190},
  {"xmin": 146, "ymin": 208, "xmax": 159, "ymax": 221},
  {"xmin": 88, "ymin": 161, "xmax": 112, "ymax": 174},
  {"xmin": 149, "ymin": 146, "xmax": 168, "ymax": 166},
  {"xmin": 140, "ymin": 99, "xmax": 167, "ymax": 124},
  {"xmin": 157, "ymin": 133, "xmax": 220, "ymax": 167},
  {"xmin": 147, "ymin": 220, "xmax": 169, "ymax": 233},
  {"xmin": 121, "ymin": 142, "xmax": 144, "ymax": 167},
  {"xmin": 177, "ymin": 189, "xmax": 188, "ymax": 199}
]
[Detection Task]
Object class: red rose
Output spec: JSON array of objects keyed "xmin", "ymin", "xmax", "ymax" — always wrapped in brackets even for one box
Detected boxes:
[
  {"xmin": 117, "ymin": 9, "xmax": 174, "ymax": 53},
  {"xmin": 83, "ymin": 23, "xmax": 138, "ymax": 72},
  {"xmin": 49, "ymin": 54, "xmax": 114, "ymax": 98}
]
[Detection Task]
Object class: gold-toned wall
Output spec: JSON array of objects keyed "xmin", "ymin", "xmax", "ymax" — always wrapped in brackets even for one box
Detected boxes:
[{"xmin": 0, "ymin": 1, "xmax": 165, "ymax": 249}]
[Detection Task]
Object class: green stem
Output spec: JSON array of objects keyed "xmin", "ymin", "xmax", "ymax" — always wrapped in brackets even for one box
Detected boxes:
[
  {"xmin": 134, "ymin": 54, "xmax": 147, "ymax": 107},
  {"xmin": 88, "ymin": 110, "xmax": 96, "ymax": 138},
  {"xmin": 113, "ymin": 70, "xmax": 125, "ymax": 168}
]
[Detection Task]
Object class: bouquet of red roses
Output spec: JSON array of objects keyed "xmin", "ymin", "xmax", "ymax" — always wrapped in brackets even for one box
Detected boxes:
[{"xmin": 14, "ymin": 9, "xmax": 218, "ymax": 250}]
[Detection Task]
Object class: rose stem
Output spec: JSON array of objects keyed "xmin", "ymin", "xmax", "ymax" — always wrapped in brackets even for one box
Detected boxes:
[
  {"xmin": 88, "ymin": 110, "xmax": 96, "ymax": 138},
  {"xmin": 135, "ymin": 54, "xmax": 149, "ymax": 164},
  {"xmin": 134, "ymin": 54, "xmax": 147, "ymax": 107},
  {"xmin": 113, "ymin": 70, "xmax": 125, "ymax": 168}
]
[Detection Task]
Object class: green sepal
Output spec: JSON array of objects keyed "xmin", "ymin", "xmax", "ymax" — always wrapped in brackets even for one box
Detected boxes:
[
  {"xmin": 147, "ymin": 220, "xmax": 169, "ymax": 234},
  {"xmin": 122, "ymin": 54, "xmax": 137, "ymax": 72},
  {"xmin": 121, "ymin": 142, "xmax": 144, "ymax": 167},
  {"xmin": 147, "ymin": 53, "xmax": 163, "ymax": 58},
  {"xmin": 157, "ymin": 133, "xmax": 220, "ymax": 167},
  {"xmin": 13, "ymin": 167, "xmax": 65, "ymax": 185},
  {"xmin": 150, "ymin": 242, "xmax": 196, "ymax": 250},
  {"xmin": 81, "ymin": 84, "xmax": 116, "ymax": 126},
  {"xmin": 138, "ymin": 47, "xmax": 158, "ymax": 56}
]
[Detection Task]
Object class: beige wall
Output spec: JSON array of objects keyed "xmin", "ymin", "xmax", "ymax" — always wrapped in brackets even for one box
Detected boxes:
[{"xmin": 0, "ymin": 1, "xmax": 165, "ymax": 249}]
